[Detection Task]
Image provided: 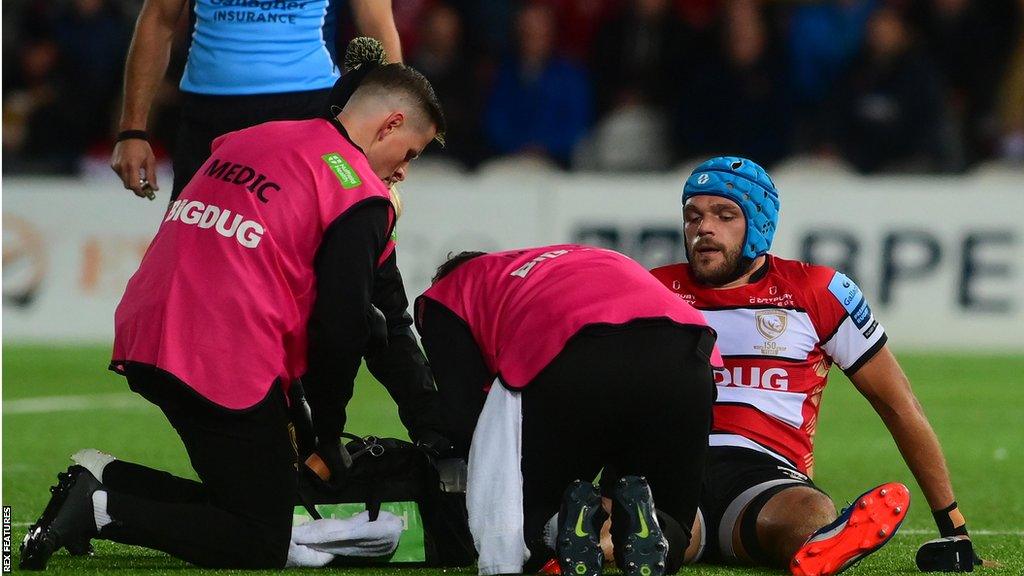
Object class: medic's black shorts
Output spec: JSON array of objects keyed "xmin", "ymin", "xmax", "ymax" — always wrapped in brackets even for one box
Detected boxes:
[{"xmin": 171, "ymin": 88, "xmax": 332, "ymax": 201}]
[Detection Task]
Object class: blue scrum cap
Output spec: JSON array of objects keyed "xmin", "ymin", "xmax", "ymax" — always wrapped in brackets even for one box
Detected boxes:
[{"xmin": 682, "ymin": 156, "xmax": 780, "ymax": 260}]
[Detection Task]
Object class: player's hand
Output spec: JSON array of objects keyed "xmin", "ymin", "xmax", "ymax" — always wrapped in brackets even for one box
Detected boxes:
[
  {"xmin": 916, "ymin": 536, "xmax": 998, "ymax": 571},
  {"xmin": 111, "ymin": 138, "xmax": 159, "ymax": 200}
]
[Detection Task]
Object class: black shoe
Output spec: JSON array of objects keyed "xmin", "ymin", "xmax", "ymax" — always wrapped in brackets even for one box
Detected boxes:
[
  {"xmin": 556, "ymin": 480, "xmax": 607, "ymax": 576},
  {"xmin": 60, "ymin": 467, "xmax": 97, "ymax": 556},
  {"xmin": 610, "ymin": 476, "xmax": 668, "ymax": 576},
  {"xmin": 20, "ymin": 467, "xmax": 101, "ymax": 570},
  {"xmin": 23, "ymin": 466, "xmax": 97, "ymax": 560}
]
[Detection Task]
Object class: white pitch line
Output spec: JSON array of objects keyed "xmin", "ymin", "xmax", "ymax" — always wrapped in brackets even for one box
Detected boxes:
[
  {"xmin": 899, "ymin": 529, "xmax": 1024, "ymax": 537},
  {"xmin": 3, "ymin": 392, "xmax": 145, "ymax": 415}
]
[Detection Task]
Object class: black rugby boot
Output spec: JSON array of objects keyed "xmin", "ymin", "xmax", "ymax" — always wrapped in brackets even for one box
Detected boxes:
[
  {"xmin": 610, "ymin": 476, "xmax": 668, "ymax": 576},
  {"xmin": 20, "ymin": 466, "xmax": 102, "ymax": 570},
  {"xmin": 556, "ymin": 480, "xmax": 608, "ymax": 576}
]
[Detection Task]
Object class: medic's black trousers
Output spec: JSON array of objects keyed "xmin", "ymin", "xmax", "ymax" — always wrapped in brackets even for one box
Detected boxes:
[
  {"xmin": 518, "ymin": 324, "xmax": 717, "ymax": 572},
  {"xmin": 98, "ymin": 364, "xmax": 295, "ymax": 568},
  {"xmin": 423, "ymin": 300, "xmax": 718, "ymax": 574}
]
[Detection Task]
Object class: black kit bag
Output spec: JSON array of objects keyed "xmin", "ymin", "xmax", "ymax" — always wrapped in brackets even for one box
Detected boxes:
[{"xmin": 295, "ymin": 433, "xmax": 476, "ymax": 567}]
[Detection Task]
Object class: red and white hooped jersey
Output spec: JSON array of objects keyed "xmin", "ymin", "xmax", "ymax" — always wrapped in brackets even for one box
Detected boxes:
[{"xmin": 651, "ymin": 255, "xmax": 887, "ymax": 476}]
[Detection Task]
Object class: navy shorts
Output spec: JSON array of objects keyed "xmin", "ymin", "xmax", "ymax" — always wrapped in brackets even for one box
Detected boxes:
[{"xmin": 695, "ymin": 446, "xmax": 827, "ymax": 563}]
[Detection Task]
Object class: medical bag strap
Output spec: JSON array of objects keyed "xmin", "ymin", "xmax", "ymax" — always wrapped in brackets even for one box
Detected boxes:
[
  {"xmin": 344, "ymin": 434, "xmax": 385, "ymax": 520},
  {"xmin": 298, "ymin": 490, "xmax": 323, "ymax": 520}
]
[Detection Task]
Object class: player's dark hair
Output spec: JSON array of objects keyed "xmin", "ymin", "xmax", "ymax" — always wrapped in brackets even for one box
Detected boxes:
[
  {"xmin": 329, "ymin": 37, "xmax": 447, "ymax": 145},
  {"xmin": 432, "ymin": 251, "xmax": 487, "ymax": 284}
]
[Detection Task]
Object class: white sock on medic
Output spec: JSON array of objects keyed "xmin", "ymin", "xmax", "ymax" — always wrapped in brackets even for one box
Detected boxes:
[
  {"xmin": 92, "ymin": 490, "xmax": 112, "ymax": 532},
  {"xmin": 72, "ymin": 449, "xmax": 115, "ymax": 482},
  {"xmin": 543, "ymin": 513, "xmax": 559, "ymax": 550}
]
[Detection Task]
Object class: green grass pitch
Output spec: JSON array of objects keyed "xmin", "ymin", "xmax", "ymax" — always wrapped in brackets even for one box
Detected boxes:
[{"xmin": 3, "ymin": 345, "xmax": 1022, "ymax": 575}]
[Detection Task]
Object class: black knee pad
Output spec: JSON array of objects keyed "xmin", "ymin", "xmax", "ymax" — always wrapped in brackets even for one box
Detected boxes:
[{"xmin": 738, "ymin": 484, "xmax": 795, "ymax": 565}]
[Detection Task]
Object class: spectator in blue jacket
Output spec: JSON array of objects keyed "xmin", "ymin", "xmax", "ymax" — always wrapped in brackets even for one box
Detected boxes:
[
  {"xmin": 484, "ymin": 2, "xmax": 592, "ymax": 167},
  {"xmin": 787, "ymin": 0, "xmax": 878, "ymax": 108}
]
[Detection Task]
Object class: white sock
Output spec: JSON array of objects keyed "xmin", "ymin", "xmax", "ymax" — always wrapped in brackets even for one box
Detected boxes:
[
  {"xmin": 543, "ymin": 513, "xmax": 559, "ymax": 549},
  {"xmin": 72, "ymin": 449, "xmax": 115, "ymax": 482},
  {"xmin": 92, "ymin": 490, "xmax": 112, "ymax": 532}
]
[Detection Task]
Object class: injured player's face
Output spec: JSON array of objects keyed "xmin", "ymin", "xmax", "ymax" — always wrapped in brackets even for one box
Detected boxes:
[{"xmin": 684, "ymin": 195, "xmax": 747, "ymax": 286}]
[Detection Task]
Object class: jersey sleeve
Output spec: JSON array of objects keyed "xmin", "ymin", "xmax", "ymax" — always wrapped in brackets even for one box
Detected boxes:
[
  {"xmin": 365, "ymin": 250, "xmax": 442, "ymax": 443},
  {"xmin": 303, "ymin": 202, "xmax": 390, "ymax": 442},
  {"xmin": 816, "ymin": 270, "xmax": 887, "ymax": 374},
  {"xmin": 415, "ymin": 298, "xmax": 491, "ymax": 457}
]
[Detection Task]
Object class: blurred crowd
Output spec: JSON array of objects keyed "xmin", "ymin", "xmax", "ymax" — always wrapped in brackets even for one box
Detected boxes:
[{"xmin": 4, "ymin": 0, "xmax": 1024, "ymax": 175}]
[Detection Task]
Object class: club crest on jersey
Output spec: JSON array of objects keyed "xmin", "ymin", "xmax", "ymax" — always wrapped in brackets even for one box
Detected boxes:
[
  {"xmin": 755, "ymin": 310, "xmax": 787, "ymax": 341},
  {"xmin": 754, "ymin": 309, "xmax": 789, "ymax": 355}
]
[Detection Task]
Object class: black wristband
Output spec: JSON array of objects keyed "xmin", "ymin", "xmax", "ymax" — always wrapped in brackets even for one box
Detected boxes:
[
  {"xmin": 116, "ymin": 130, "xmax": 149, "ymax": 142},
  {"xmin": 933, "ymin": 501, "xmax": 969, "ymax": 537}
]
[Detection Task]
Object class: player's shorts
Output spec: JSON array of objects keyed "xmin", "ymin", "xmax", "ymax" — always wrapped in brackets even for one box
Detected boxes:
[{"xmin": 694, "ymin": 445, "xmax": 828, "ymax": 564}]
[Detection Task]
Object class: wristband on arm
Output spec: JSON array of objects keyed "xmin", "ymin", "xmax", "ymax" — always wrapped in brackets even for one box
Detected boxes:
[
  {"xmin": 116, "ymin": 130, "xmax": 149, "ymax": 142},
  {"xmin": 933, "ymin": 501, "xmax": 969, "ymax": 537}
]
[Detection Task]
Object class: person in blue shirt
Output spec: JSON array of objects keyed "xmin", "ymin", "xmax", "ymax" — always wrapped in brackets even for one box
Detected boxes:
[
  {"xmin": 483, "ymin": 2, "xmax": 592, "ymax": 167},
  {"xmin": 110, "ymin": 0, "xmax": 402, "ymax": 201}
]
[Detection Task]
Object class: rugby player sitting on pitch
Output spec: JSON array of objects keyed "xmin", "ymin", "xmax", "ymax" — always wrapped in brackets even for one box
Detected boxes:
[{"xmin": 634, "ymin": 156, "xmax": 979, "ymax": 575}]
